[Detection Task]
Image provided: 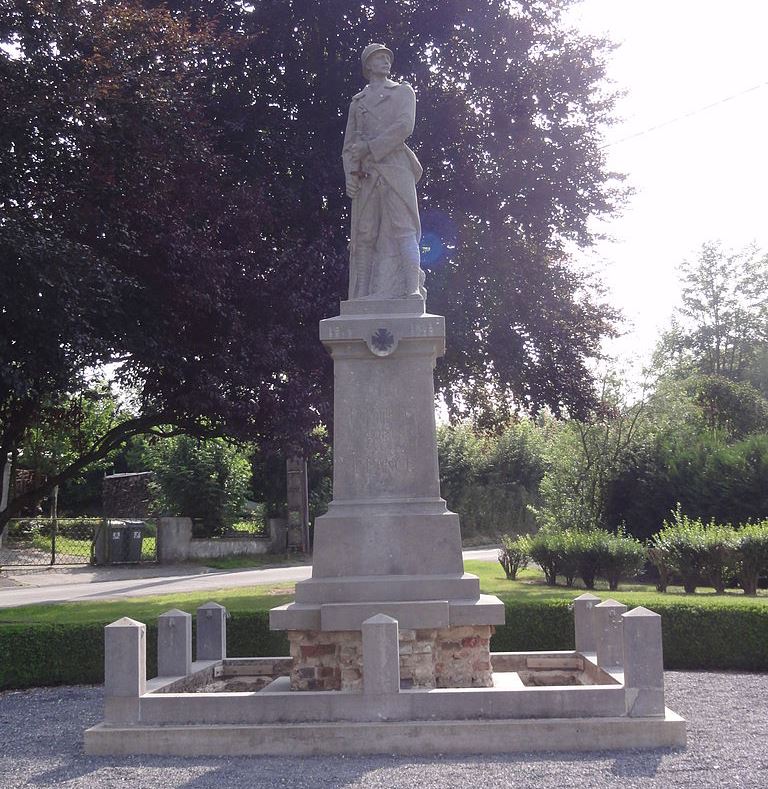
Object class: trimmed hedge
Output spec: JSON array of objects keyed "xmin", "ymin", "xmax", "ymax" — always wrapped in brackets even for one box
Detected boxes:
[
  {"xmin": 0, "ymin": 611, "xmax": 289, "ymax": 690},
  {"xmin": 2, "ymin": 598, "xmax": 767, "ymax": 690},
  {"xmin": 492, "ymin": 599, "xmax": 768, "ymax": 671}
]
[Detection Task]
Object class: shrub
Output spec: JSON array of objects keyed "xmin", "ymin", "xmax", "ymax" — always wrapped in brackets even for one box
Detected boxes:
[
  {"xmin": 701, "ymin": 523, "xmax": 738, "ymax": 593},
  {"xmin": 647, "ymin": 546, "xmax": 671, "ymax": 592},
  {"xmin": 2, "ymin": 593, "xmax": 768, "ymax": 690},
  {"xmin": 651, "ymin": 508, "xmax": 710, "ymax": 593},
  {"xmin": 527, "ymin": 531, "xmax": 562, "ymax": 586},
  {"xmin": 737, "ymin": 521, "xmax": 768, "ymax": 595},
  {"xmin": 597, "ymin": 531, "xmax": 646, "ymax": 591},
  {"xmin": 569, "ymin": 530, "xmax": 603, "ymax": 590},
  {"xmin": 497, "ymin": 534, "xmax": 530, "ymax": 580},
  {"xmin": 526, "ymin": 529, "xmax": 645, "ymax": 590}
]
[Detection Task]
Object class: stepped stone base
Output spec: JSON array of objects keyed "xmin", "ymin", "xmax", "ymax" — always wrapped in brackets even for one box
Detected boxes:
[
  {"xmin": 85, "ymin": 710, "xmax": 687, "ymax": 756},
  {"xmin": 288, "ymin": 625, "xmax": 494, "ymax": 691}
]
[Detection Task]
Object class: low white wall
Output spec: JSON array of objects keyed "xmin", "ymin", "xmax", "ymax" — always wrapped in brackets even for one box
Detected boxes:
[
  {"xmin": 187, "ymin": 537, "xmax": 270, "ymax": 560},
  {"xmin": 157, "ymin": 517, "xmax": 272, "ymax": 564}
]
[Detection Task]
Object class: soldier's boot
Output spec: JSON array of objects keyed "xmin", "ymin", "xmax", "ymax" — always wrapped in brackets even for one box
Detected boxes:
[
  {"xmin": 397, "ymin": 235, "xmax": 423, "ymax": 297},
  {"xmin": 351, "ymin": 243, "xmax": 375, "ymax": 299}
]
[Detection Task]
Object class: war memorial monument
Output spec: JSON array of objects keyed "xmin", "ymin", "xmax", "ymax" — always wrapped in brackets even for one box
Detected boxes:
[{"xmin": 85, "ymin": 44, "xmax": 686, "ymax": 756}]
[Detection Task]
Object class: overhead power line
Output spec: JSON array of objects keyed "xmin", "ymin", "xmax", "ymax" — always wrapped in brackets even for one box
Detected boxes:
[{"xmin": 601, "ymin": 80, "xmax": 768, "ymax": 149}]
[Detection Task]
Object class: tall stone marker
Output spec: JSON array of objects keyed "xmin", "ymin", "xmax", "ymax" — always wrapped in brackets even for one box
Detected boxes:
[{"xmin": 270, "ymin": 42, "xmax": 504, "ymax": 691}]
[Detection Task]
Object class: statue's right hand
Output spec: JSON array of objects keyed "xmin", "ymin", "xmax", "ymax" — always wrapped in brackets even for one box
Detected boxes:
[{"xmin": 346, "ymin": 180, "xmax": 359, "ymax": 199}]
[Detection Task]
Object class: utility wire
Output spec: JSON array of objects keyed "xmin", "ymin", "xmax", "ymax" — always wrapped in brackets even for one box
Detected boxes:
[{"xmin": 601, "ymin": 80, "xmax": 768, "ymax": 149}]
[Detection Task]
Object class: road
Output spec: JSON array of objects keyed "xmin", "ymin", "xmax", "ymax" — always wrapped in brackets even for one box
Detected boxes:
[{"xmin": 0, "ymin": 548, "xmax": 499, "ymax": 609}]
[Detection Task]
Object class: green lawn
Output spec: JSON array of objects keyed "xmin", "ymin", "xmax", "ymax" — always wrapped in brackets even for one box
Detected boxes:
[{"xmin": 0, "ymin": 586, "xmax": 293, "ymax": 627}]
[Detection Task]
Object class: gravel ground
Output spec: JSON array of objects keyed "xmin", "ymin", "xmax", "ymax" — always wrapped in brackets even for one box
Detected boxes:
[{"xmin": 0, "ymin": 672, "xmax": 766, "ymax": 788}]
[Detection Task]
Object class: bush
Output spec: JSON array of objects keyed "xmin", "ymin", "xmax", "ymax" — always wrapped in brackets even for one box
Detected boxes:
[
  {"xmin": 651, "ymin": 508, "xmax": 710, "ymax": 593},
  {"xmin": 650, "ymin": 507, "xmax": 761, "ymax": 594},
  {"xmin": 437, "ymin": 421, "xmax": 545, "ymax": 541},
  {"xmin": 737, "ymin": 521, "xmax": 768, "ymax": 595},
  {"xmin": 598, "ymin": 531, "xmax": 646, "ymax": 591},
  {"xmin": 144, "ymin": 436, "xmax": 252, "ymax": 537},
  {"xmin": 526, "ymin": 529, "xmax": 645, "ymax": 590},
  {"xmin": 701, "ymin": 523, "xmax": 738, "ymax": 593},
  {"xmin": 527, "ymin": 531, "xmax": 562, "ymax": 586},
  {"xmin": 497, "ymin": 534, "xmax": 530, "ymax": 580}
]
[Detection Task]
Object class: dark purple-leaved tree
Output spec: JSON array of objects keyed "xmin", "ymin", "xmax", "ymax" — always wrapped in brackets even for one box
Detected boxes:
[
  {"xmin": 1, "ymin": 0, "xmax": 624, "ymax": 526},
  {"xmin": 0, "ymin": 0, "xmax": 338, "ymax": 528},
  {"xmin": 157, "ymin": 0, "xmax": 624, "ymax": 424}
]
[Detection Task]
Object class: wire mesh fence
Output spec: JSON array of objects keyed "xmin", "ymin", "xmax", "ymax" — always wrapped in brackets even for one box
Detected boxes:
[{"xmin": 0, "ymin": 517, "xmax": 158, "ymax": 567}]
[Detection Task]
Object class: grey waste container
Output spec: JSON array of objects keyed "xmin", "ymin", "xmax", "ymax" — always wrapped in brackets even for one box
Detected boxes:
[
  {"xmin": 123, "ymin": 520, "xmax": 145, "ymax": 563},
  {"xmin": 106, "ymin": 522, "xmax": 127, "ymax": 563}
]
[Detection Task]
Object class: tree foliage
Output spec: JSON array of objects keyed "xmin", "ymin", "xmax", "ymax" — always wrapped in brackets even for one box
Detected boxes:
[
  {"xmin": 437, "ymin": 420, "xmax": 546, "ymax": 539},
  {"xmin": 0, "ymin": 0, "xmax": 336, "ymax": 526},
  {"xmin": 1, "ymin": 0, "xmax": 624, "ymax": 524},
  {"xmin": 154, "ymin": 0, "xmax": 624, "ymax": 420},
  {"xmin": 531, "ymin": 377, "xmax": 644, "ymax": 534},
  {"xmin": 654, "ymin": 241, "xmax": 768, "ymax": 385},
  {"xmin": 142, "ymin": 435, "xmax": 252, "ymax": 536}
]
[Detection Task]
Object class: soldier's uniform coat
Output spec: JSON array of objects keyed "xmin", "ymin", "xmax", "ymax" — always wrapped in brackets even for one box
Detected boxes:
[{"xmin": 342, "ymin": 79, "xmax": 423, "ymax": 299}]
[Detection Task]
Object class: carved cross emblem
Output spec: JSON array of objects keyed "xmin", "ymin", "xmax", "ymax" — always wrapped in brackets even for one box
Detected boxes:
[{"xmin": 371, "ymin": 328, "xmax": 395, "ymax": 353}]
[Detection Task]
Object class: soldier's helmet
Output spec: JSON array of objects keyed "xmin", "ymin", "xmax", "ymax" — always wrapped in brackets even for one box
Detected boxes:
[{"xmin": 361, "ymin": 43, "xmax": 394, "ymax": 77}]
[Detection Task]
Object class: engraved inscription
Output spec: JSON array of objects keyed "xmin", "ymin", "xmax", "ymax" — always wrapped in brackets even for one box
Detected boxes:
[{"xmin": 361, "ymin": 406, "xmax": 414, "ymax": 488}]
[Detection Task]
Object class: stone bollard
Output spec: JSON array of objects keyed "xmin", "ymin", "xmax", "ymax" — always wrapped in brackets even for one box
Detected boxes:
[
  {"xmin": 594, "ymin": 599, "xmax": 627, "ymax": 669},
  {"xmin": 622, "ymin": 606, "xmax": 666, "ymax": 717},
  {"xmin": 362, "ymin": 614, "xmax": 401, "ymax": 695},
  {"xmin": 197, "ymin": 602, "xmax": 227, "ymax": 660},
  {"xmin": 104, "ymin": 617, "xmax": 146, "ymax": 723},
  {"xmin": 572, "ymin": 593, "xmax": 601, "ymax": 654},
  {"xmin": 158, "ymin": 609, "xmax": 192, "ymax": 677}
]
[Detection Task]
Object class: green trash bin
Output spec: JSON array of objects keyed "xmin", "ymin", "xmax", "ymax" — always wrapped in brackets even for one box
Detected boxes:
[
  {"xmin": 106, "ymin": 522, "xmax": 127, "ymax": 564},
  {"xmin": 124, "ymin": 520, "xmax": 145, "ymax": 563}
]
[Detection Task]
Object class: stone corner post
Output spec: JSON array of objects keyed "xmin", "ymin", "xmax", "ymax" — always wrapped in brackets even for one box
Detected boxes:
[
  {"xmin": 594, "ymin": 599, "xmax": 627, "ymax": 669},
  {"xmin": 104, "ymin": 617, "xmax": 146, "ymax": 723},
  {"xmin": 622, "ymin": 606, "xmax": 666, "ymax": 717},
  {"xmin": 196, "ymin": 601, "xmax": 227, "ymax": 661},
  {"xmin": 157, "ymin": 608, "xmax": 192, "ymax": 677},
  {"xmin": 572, "ymin": 593, "xmax": 601, "ymax": 654},
  {"xmin": 362, "ymin": 613, "xmax": 401, "ymax": 695}
]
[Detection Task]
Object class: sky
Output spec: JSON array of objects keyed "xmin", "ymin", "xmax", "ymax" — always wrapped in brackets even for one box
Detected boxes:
[{"xmin": 565, "ymin": 0, "xmax": 768, "ymax": 374}]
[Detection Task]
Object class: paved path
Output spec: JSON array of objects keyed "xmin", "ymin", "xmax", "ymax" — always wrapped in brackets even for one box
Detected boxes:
[
  {"xmin": 0, "ymin": 548, "xmax": 499, "ymax": 609},
  {"xmin": 1, "ymin": 671, "xmax": 766, "ymax": 788}
]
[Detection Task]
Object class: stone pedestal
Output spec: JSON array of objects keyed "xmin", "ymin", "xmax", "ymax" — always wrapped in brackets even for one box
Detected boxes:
[{"xmin": 270, "ymin": 297, "xmax": 504, "ymax": 689}]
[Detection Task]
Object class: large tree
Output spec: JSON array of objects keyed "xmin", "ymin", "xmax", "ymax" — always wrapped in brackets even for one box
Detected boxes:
[
  {"xmin": 654, "ymin": 241, "xmax": 768, "ymax": 385},
  {"xmin": 2, "ymin": 0, "xmax": 623, "ymax": 525},
  {"xmin": 0, "ymin": 0, "xmax": 336, "ymax": 528},
  {"xmin": 156, "ymin": 0, "xmax": 624, "ymax": 420}
]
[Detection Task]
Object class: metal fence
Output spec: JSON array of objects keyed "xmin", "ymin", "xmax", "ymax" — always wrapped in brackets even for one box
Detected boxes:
[{"xmin": 0, "ymin": 517, "xmax": 158, "ymax": 568}]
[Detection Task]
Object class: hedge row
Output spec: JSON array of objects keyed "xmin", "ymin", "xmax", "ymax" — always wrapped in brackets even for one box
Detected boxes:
[
  {"xmin": 499, "ymin": 530, "xmax": 645, "ymax": 590},
  {"xmin": 2, "ymin": 598, "xmax": 767, "ymax": 690},
  {"xmin": 650, "ymin": 509, "xmax": 768, "ymax": 595}
]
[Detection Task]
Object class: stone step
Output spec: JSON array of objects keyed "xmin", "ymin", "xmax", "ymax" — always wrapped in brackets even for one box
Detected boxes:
[{"xmin": 294, "ymin": 573, "xmax": 480, "ymax": 604}]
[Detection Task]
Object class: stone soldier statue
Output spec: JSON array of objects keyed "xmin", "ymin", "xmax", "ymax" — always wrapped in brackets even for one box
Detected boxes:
[{"xmin": 342, "ymin": 43, "xmax": 425, "ymax": 301}]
